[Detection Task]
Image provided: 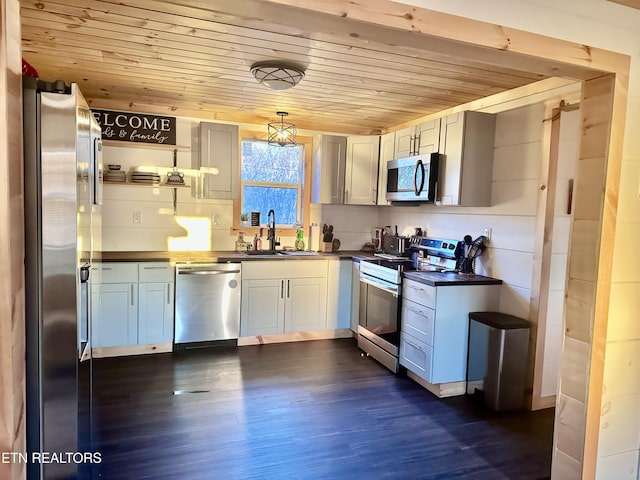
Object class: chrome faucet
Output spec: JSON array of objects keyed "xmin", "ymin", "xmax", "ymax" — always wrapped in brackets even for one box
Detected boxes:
[{"xmin": 267, "ymin": 209, "xmax": 279, "ymax": 251}]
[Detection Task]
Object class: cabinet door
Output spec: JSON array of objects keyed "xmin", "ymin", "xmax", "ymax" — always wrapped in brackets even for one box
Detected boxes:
[
  {"xmin": 200, "ymin": 122, "xmax": 238, "ymax": 199},
  {"xmin": 416, "ymin": 119, "xmax": 441, "ymax": 155},
  {"xmin": 138, "ymin": 282, "xmax": 174, "ymax": 344},
  {"xmin": 394, "ymin": 126, "xmax": 415, "ymax": 159},
  {"xmin": 377, "ymin": 132, "xmax": 395, "ymax": 205},
  {"xmin": 438, "ymin": 111, "xmax": 495, "ymax": 206},
  {"xmin": 439, "ymin": 112, "xmax": 464, "ymax": 206},
  {"xmin": 284, "ymin": 277, "xmax": 327, "ymax": 332},
  {"xmin": 350, "ymin": 261, "xmax": 360, "ymax": 332},
  {"xmin": 92, "ymin": 283, "xmax": 137, "ymax": 347},
  {"xmin": 326, "ymin": 260, "xmax": 352, "ymax": 329},
  {"xmin": 241, "ymin": 279, "xmax": 285, "ymax": 336},
  {"xmin": 344, "ymin": 135, "xmax": 380, "ymax": 205},
  {"xmin": 312, "ymin": 135, "xmax": 347, "ymax": 204}
]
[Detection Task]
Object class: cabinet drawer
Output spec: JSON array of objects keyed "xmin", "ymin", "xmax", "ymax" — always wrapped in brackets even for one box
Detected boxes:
[
  {"xmin": 401, "ymin": 299, "xmax": 434, "ymax": 346},
  {"xmin": 402, "ymin": 279, "xmax": 435, "ymax": 308},
  {"xmin": 99, "ymin": 263, "xmax": 138, "ymax": 283},
  {"xmin": 139, "ymin": 262, "xmax": 174, "ymax": 282},
  {"xmin": 400, "ymin": 332, "xmax": 433, "ymax": 383}
]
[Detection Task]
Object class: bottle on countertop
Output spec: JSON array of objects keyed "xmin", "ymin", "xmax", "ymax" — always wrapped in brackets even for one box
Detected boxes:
[
  {"xmin": 235, "ymin": 232, "xmax": 247, "ymax": 252},
  {"xmin": 295, "ymin": 229, "xmax": 305, "ymax": 251},
  {"xmin": 255, "ymin": 228, "xmax": 263, "ymax": 251}
]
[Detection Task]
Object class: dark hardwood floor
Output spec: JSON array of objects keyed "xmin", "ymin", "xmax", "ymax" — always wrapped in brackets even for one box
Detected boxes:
[{"xmin": 88, "ymin": 338, "xmax": 553, "ymax": 480}]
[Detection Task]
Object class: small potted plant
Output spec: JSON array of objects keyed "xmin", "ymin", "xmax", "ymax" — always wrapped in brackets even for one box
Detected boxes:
[{"xmin": 240, "ymin": 213, "xmax": 248, "ymax": 227}]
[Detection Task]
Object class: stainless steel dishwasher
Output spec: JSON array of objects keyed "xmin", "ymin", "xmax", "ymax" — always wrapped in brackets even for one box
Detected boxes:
[{"xmin": 174, "ymin": 262, "xmax": 241, "ymax": 348}]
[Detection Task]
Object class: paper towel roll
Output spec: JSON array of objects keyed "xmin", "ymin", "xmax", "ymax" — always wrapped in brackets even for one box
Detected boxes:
[{"xmin": 309, "ymin": 224, "xmax": 322, "ymax": 251}]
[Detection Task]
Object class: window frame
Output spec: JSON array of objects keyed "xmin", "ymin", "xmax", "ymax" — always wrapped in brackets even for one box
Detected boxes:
[{"xmin": 232, "ymin": 132, "xmax": 311, "ymax": 238}]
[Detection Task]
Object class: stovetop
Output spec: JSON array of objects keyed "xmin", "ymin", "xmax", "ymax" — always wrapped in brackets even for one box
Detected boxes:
[{"xmin": 364, "ymin": 257, "xmax": 413, "ymax": 271}]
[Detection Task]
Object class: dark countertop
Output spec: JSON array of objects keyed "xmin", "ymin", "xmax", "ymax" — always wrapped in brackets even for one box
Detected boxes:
[
  {"xmin": 403, "ymin": 270, "xmax": 503, "ymax": 287},
  {"xmin": 99, "ymin": 250, "xmax": 374, "ymax": 263}
]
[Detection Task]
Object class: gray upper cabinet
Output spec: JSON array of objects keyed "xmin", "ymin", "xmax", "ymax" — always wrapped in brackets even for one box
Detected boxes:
[
  {"xmin": 199, "ymin": 122, "xmax": 238, "ymax": 199},
  {"xmin": 345, "ymin": 135, "xmax": 380, "ymax": 205},
  {"xmin": 438, "ymin": 111, "xmax": 496, "ymax": 206},
  {"xmin": 394, "ymin": 119, "xmax": 441, "ymax": 159},
  {"xmin": 311, "ymin": 135, "xmax": 347, "ymax": 204}
]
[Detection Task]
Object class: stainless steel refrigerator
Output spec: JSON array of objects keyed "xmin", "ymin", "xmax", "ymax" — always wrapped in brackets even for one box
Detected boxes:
[{"xmin": 23, "ymin": 76, "xmax": 103, "ymax": 479}]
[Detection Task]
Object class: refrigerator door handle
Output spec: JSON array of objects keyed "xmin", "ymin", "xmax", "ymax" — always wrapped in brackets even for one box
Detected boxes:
[
  {"xmin": 80, "ymin": 263, "xmax": 91, "ymax": 283},
  {"xmin": 93, "ymin": 138, "xmax": 103, "ymax": 205}
]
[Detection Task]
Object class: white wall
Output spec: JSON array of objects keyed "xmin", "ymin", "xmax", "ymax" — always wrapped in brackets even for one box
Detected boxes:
[
  {"xmin": 394, "ymin": 1, "xmax": 640, "ymax": 478},
  {"xmin": 310, "ymin": 203, "xmax": 379, "ymax": 251}
]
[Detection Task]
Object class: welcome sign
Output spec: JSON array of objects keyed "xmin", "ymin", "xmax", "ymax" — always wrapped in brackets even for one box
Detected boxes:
[{"xmin": 92, "ymin": 109, "xmax": 176, "ymax": 145}]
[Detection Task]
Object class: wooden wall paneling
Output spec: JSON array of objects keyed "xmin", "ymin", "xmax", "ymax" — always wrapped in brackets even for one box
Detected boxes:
[
  {"xmin": 582, "ymin": 72, "xmax": 627, "ymax": 478},
  {"xmin": 18, "ymin": 0, "xmax": 558, "ymax": 133},
  {"xmin": 607, "ymin": 0, "xmax": 640, "ymax": 9},
  {"xmin": 261, "ymin": 0, "xmax": 630, "ymax": 77},
  {"xmin": 530, "ymin": 105, "xmax": 561, "ymax": 411},
  {"xmin": 0, "ymin": 0, "xmax": 25, "ymax": 479},
  {"xmin": 20, "ymin": 1, "xmax": 541, "ymax": 90}
]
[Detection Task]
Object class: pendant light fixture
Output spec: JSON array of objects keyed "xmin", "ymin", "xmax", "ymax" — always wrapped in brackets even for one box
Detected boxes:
[
  {"xmin": 268, "ymin": 112, "xmax": 297, "ymax": 147},
  {"xmin": 250, "ymin": 61, "xmax": 305, "ymax": 91}
]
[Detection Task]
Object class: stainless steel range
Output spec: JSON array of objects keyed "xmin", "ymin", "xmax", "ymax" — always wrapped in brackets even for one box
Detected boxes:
[
  {"xmin": 358, "ymin": 255, "xmax": 412, "ymax": 373},
  {"xmin": 358, "ymin": 236, "xmax": 462, "ymax": 373}
]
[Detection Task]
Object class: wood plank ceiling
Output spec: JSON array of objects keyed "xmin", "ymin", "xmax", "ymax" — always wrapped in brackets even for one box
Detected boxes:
[{"xmin": 20, "ymin": 0, "xmax": 551, "ymax": 134}]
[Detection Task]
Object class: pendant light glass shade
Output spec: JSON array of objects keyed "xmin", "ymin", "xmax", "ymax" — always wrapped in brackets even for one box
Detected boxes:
[
  {"xmin": 268, "ymin": 112, "xmax": 297, "ymax": 147},
  {"xmin": 250, "ymin": 62, "xmax": 305, "ymax": 91}
]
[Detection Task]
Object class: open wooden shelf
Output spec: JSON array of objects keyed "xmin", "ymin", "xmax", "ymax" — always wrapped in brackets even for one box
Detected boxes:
[
  {"xmin": 104, "ymin": 181, "xmax": 190, "ymax": 189},
  {"xmin": 102, "ymin": 140, "xmax": 190, "ymax": 152}
]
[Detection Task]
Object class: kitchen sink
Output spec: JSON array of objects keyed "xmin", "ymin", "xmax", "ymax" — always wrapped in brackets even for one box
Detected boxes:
[
  {"xmin": 277, "ymin": 251, "xmax": 319, "ymax": 256},
  {"xmin": 241, "ymin": 250, "xmax": 319, "ymax": 257},
  {"xmin": 243, "ymin": 250, "xmax": 283, "ymax": 255}
]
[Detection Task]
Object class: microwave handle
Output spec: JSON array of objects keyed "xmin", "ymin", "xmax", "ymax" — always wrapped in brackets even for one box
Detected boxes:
[{"xmin": 414, "ymin": 159, "xmax": 425, "ymax": 196}]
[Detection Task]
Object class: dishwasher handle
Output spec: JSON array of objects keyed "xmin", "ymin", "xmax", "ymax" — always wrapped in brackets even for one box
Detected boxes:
[{"xmin": 178, "ymin": 269, "xmax": 240, "ymax": 275}]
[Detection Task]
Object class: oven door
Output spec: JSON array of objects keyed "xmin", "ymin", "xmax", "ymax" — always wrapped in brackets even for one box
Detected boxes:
[{"xmin": 358, "ymin": 272, "xmax": 401, "ymax": 356}]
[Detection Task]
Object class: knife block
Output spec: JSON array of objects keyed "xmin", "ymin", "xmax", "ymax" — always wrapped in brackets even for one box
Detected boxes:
[{"xmin": 319, "ymin": 242, "xmax": 333, "ymax": 253}]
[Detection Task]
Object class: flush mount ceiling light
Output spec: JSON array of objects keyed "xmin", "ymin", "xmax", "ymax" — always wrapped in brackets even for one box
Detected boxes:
[
  {"xmin": 268, "ymin": 112, "xmax": 297, "ymax": 147},
  {"xmin": 250, "ymin": 61, "xmax": 305, "ymax": 91}
]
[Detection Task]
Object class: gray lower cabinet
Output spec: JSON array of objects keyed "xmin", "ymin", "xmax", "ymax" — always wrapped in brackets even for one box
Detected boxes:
[
  {"xmin": 350, "ymin": 260, "xmax": 360, "ymax": 332},
  {"xmin": 399, "ymin": 279, "xmax": 499, "ymax": 386},
  {"xmin": 92, "ymin": 282, "xmax": 138, "ymax": 347},
  {"xmin": 326, "ymin": 259, "xmax": 352, "ymax": 330},
  {"xmin": 138, "ymin": 282, "xmax": 173, "ymax": 345},
  {"xmin": 240, "ymin": 260, "xmax": 328, "ymax": 336},
  {"xmin": 92, "ymin": 262, "xmax": 174, "ymax": 349}
]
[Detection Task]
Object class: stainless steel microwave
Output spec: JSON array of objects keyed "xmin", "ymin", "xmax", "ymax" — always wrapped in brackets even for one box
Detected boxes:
[{"xmin": 386, "ymin": 152, "xmax": 441, "ymax": 202}]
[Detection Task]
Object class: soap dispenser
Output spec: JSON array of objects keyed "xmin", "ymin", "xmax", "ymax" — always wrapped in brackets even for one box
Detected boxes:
[{"xmin": 295, "ymin": 228, "xmax": 305, "ymax": 251}]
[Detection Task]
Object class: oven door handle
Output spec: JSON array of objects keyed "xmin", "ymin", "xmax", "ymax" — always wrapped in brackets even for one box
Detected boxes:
[{"xmin": 360, "ymin": 277, "xmax": 399, "ymax": 297}]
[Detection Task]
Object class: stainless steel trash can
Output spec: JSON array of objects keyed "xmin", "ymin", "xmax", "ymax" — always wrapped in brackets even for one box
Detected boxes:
[{"xmin": 467, "ymin": 312, "xmax": 530, "ymax": 411}]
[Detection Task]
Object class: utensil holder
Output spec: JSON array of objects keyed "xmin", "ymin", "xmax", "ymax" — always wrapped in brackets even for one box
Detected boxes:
[{"xmin": 319, "ymin": 242, "xmax": 333, "ymax": 253}]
